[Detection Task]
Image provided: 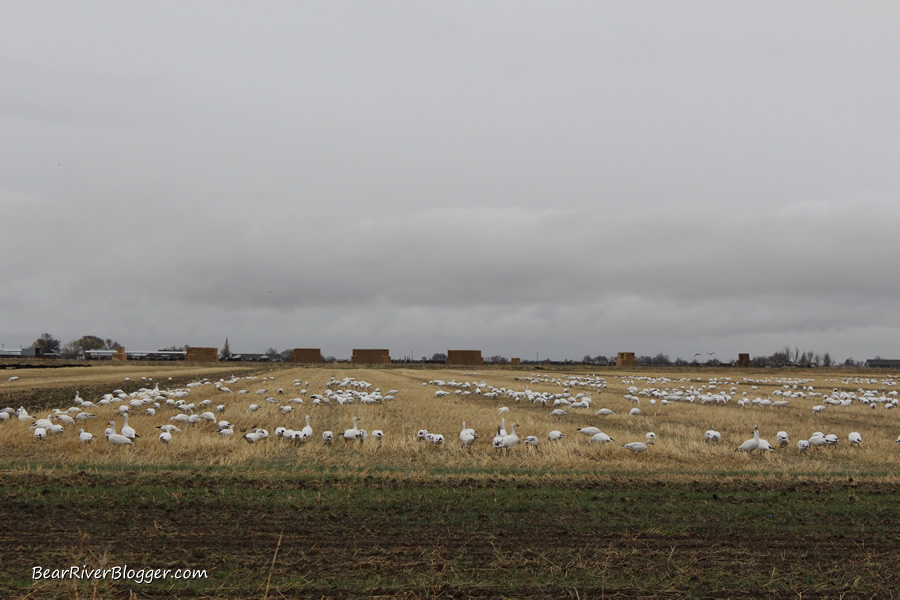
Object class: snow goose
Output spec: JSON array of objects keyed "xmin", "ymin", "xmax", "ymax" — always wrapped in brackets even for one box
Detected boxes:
[
  {"xmin": 735, "ymin": 425, "xmax": 761, "ymax": 454},
  {"xmin": 594, "ymin": 408, "xmax": 615, "ymax": 416},
  {"xmin": 106, "ymin": 421, "xmax": 133, "ymax": 446},
  {"xmin": 623, "ymin": 441, "xmax": 651, "ymax": 453},
  {"xmin": 547, "ymin": 430, "xmax": 564, "ymax": 441},
  {"xmin": 499, "ymin": 423, "xmax": 520, "ymax": 451},
  {"xmin": 797, "ymin": 439, "xmax": 810, "ymax": 452},
  {"xmin": 120, "ymin": 414, "xmax": 138, "ymax": 440},
  {"xmin": 590, "ymin": 432, "xmax": 614, "ymax": 444},
  {"xmin": 776, "ymin": 431, "xmax": 790, "ymax": 448},
  {"xmin": 79, "ymin": 429, "xmax": 93, "ymax": 443},
  {"xmin": 159, "ymin": 431, "xmax": 172, "ymax": 444},
  {"xmin": 704, "ymin": 430, "xmax": 721, "ymax": 443},
  {"xmin": 848, "ymin": 432, "xmax": 862, "ymax": 447},
  {"xmin": 524, "ymin": 435, "xmax": 539, "ymax": 447},
  {"xmin": 33, "ymin": 427, "xmax": 47, "ymax": 441},
  {"xmin": 459, "ymin": 422, "xmax": 477, "ymax": 447},
  {"xmin": 577, "ymin": 427, "xmax": 602, "ymax": 437},
  {"xmin": 322, "ymin": 431, "xmax": 333, "ymax": 443},
  {"xmin": 342, "ymin": 416, "xmax": 361, "ymax": 441}
]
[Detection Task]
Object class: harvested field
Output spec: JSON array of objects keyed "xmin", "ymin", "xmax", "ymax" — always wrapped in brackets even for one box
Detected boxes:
[{"xmin": 1, "ymin": 363, "xmax": 899, "ymax": 598}]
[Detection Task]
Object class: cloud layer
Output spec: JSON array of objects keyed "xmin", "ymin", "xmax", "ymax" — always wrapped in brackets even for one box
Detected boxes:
[{"xmin": 2, "ymin": 2, "xmax": 899, "ymax": 361}]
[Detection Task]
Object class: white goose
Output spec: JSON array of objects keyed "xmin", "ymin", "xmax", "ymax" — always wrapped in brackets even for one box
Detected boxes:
[
  {"xmin": 301, "ymin": 415, "xmax": 313, "ymax": 440},
  {"xmin": 590, "ymin": 432, "xmax": 614, "ymax": 444},
  {"xmin": 623, "ymin": 441, "xmax": 651, "ymax": 453},
  {"xmin": 459, "ymin": 422, "xmax": 477, "ymax": 447},
  {"xmin": 342, "ymin": 416, "xmax": 361, "ymax": 441},
  {"xmin": 547, "ymin": 430, "xmax": 564, "ymax": 441},
  {"xmin": 735, "ymin": 425, "xmax": 761, "ymax": 454},
  {"xmin": 499, "ymin": 423, "xmax": 520, "ymax": 451},
  {"xmin": 121, "ymin": 413, "xmax": 138, "ymax": 440},
  {"xmin": 848, "ymin": 432, "xmax": 862, "ymax": 447},
  {"xmin": 106, "ymin": 421, "xmax": 134, "ymax": 446},
  {"xmin": 79, "ymin": 429, "xmax": 93, "ymax": 443}
]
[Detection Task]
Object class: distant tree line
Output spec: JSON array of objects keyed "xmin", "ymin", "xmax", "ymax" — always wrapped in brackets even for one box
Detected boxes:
[
  {"xmin": 24, "ymin": 334, "xmax": 862, "ymax": 368},
  {"xmin": 31, "ymin": 333, "xmax": 120, "ymax": 358}
]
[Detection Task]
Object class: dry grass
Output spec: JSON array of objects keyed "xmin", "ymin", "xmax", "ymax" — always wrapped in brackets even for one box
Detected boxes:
[{"xmin": 2, "ymin": 364, "xmax": 899, "ymax": 480}]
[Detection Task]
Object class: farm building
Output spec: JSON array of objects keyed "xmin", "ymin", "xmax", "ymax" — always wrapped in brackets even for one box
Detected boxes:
[{"xmin": 865, "ymin": 359, "xmax": 900, "ymax": 368}]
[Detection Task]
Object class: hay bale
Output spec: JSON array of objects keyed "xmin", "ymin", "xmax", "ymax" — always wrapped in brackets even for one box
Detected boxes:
[
  {"xmin": 737, "ymin": 353, "xmax": 752, "ymax": 368},
  {"xmin": 616, "ymin": 352, "xmax": 638, "ymax": 367},
  {"xmin": 446, "ymin": 350, "xmax": 484, "ymax": 366},
  {"xmin": 291, "ymin": 348, "xmax": 323, "ymax": 364},
  {"xmin": 112, "ymin": 347, "xmax": 127, "ymax": 362},
  {"xmin": 510, "ymin": 357, "xmax": 521, "ymax": 366},
  {"xmin": 351, "ymin": 349, "xmax": 391, "ymax": 365},
  {"xmin": 185, "ymin": 347, "xmax": 219, "ymax": 362}
]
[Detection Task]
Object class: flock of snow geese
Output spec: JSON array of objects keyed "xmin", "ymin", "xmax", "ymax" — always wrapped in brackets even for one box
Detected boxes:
[{"xmin": 3, "ymin": 371, "xmax": 900, "ymax": 456}]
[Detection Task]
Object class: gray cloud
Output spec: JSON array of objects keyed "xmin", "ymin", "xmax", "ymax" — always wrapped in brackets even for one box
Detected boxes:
[{"xmin": 3, "ymin": 2, "xmax": 900, "ymax": 361}]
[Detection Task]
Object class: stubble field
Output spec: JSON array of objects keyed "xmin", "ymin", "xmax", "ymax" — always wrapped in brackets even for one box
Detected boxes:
[{"xmin": 1, "ymin": 362, "xmax": 898, "ymax": 598}]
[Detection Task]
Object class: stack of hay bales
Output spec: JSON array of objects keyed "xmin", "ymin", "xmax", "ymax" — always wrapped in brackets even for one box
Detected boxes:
[
  {"xmin": 510, "ymin": 357, "xmax": 521, "ymax": 366},
  {"xmin": 737, "ymin": 353, "xmax": 752, "ymax": 368},
  {"xmin": 446, "ymin": 350, "xmax": 484, "ymax": 366},
  {"xmin": 291, "ymin": 348, "xmax": 323, "ymax": 364},
  {"xmin": 351, "ymin": 349, "xmax": 391, "ymax": 365},
  {"xmin": 616, "ymin": 352, "xmax": 638, "ymax": 367},
  {"xmin": 112, "ymin": 347, "xmax": 127, "ymax": 362},
  {"xmin": 185, "ymin": 347, "xmax": 219, "ymax": 362}
]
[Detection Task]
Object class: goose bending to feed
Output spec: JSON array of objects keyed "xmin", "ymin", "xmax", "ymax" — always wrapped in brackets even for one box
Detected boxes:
[
  {"xmin": 704, "ymin": 430, "xmax": 721, "ymax": 443},
  {"xmin": 322, "ymin": 431, "xmax": 333, "ymax": 443},
  {"xmin": 34, "ymin": 427, "xmax": 47, "ymax": 441},
  {"xmin": 524, "ymin": 435, "xmax": 539, "ymax": 447},
  {"xmin": 577, "ymin": 427, "xmax": 602, "ymax": 437},
  {"xmin": 595, "ymin": 408, "xmax": 615, "ymax": 416},
  {"xmin": 159, "ymin": 431, "xmax": 172, "ymax": 444},
  {"xmin": 776, "ymin": 431, "xmax": 790, "ymax": 447},
  {"xmin": 590, "ymin": 432, "xmax": 614, "ymax": 444},
  {"xmin": 623, "ymin": 441, "xmax": 651, "ymax": 453},
  {"xmin": 79, "ymin": 429, "xmax": 93, "ymax": 443},
  {"xmin": 373, "ymin": 430, "xmax": 384, "ymax": 441},
  {"xmin": 735, "ymin": 425, "xmax": 761, "ymax": 454},
  {"xmin": 798, "ymin": 439, "xmax": 810, "ymax": 452},
  {"xmin": 848, "ymin": 432, "xmax": 862, "ymax": 446},
  {"xmin": 547, "ymin": 430, "xmax": 564, "ymax": 441}
]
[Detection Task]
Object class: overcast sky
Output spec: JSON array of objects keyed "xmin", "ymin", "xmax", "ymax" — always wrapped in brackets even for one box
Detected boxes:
[{"xmin": 2, "ymin": 2, "xmax": 900, "ymax": 362}]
